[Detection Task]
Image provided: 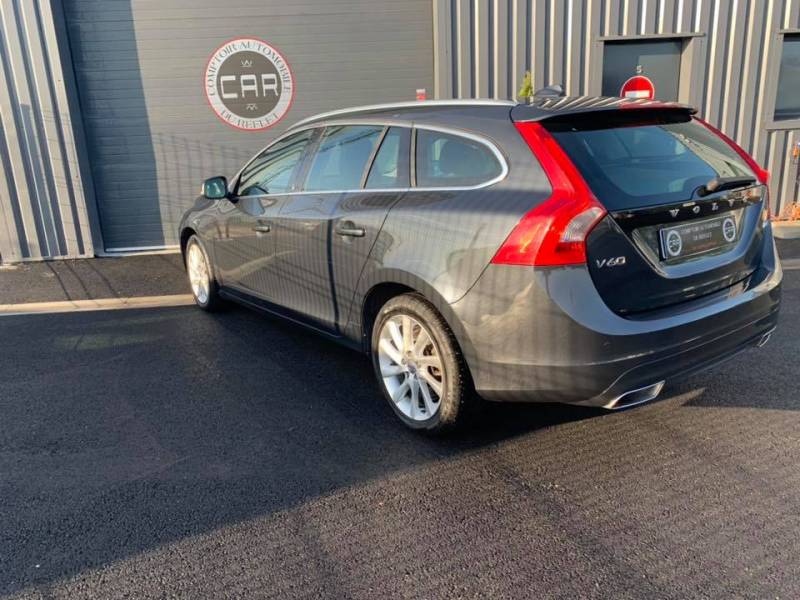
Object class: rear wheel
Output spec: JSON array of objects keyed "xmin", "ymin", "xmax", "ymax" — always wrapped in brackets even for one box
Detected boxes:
[
  {"xmin": 371, "ymin": 293, "xmax": 474, "ymax": 432},
  {"xmin": 185, "ymin": 235, "xmax": 223, "ymax": 311}
]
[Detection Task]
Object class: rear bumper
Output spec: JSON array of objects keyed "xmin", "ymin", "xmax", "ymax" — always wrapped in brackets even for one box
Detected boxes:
[
  {"xmin": 449, "ymin": 238, "xmax": 782, "ymax": 406},
  {"xmin": 578, "ymin": 313, "xmax": 777, "ymax": 408}
]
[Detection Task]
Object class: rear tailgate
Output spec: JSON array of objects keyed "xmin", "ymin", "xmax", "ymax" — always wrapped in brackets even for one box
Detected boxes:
[{"xmin": 520, "ymin": 107, "xmax": 768, "ymax": 315}]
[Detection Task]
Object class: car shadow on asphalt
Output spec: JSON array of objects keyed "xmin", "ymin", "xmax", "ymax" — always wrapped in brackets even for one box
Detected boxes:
[
  {"xmin": 1, "ymin": 294, "xmax": 793, "ymax": 595},
  {"xmin": 214, "ymin": 304, "xmax": 605, "ymax": 445}
]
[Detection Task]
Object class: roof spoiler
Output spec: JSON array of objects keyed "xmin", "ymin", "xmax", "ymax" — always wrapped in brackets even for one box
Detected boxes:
[{"xmin": 511, "ymin": 96, "xmax": 697, "ymax": 123}]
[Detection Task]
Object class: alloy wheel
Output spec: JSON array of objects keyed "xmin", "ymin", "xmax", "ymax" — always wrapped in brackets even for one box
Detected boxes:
[
  {"xmin": 377, "ymin": 313, "xmax": 445, "ymax": 421},
  {"xmin": 187, "ymin": 242, "xmax": 210, "ymax": 305}
]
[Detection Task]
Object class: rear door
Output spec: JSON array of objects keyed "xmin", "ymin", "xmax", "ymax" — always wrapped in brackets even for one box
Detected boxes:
[
  {"xmin": 270, "ymin": 124, "xmax": 407, "ymax": 331},
  {"xmin": 334, "ymin": 126, "xmax": 410, "ymax": 331},
  {"xmin": 542, "ymin": 110, "xmax": 767, "ymax": 314}
]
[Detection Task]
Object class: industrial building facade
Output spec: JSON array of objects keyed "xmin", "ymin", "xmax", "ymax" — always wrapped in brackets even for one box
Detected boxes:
[{"xmin": 1, "ymin": 0, "xmax": 800, "ymax": 262}]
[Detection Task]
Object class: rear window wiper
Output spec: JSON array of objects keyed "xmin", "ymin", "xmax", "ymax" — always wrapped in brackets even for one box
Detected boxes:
[{"xmin": 697, "ymin": 175, "xmax": 756, "ymax": 197}]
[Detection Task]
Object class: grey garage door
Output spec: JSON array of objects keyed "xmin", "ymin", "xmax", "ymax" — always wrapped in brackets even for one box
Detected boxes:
[
  {"xmin": 601, "ymin": 39, "xmax": 683, "ymax": 102},
  {"xmin": 62, "ymin": 0, "xmax": 434, "ymax": 251}
]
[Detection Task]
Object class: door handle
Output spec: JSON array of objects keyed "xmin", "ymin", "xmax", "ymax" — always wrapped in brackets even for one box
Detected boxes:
[
  {"xmin": 335, "ymin": 222, "xmax": 365, "ymax": 237},
  {"xmin": 252, "ymin": 224, "xmax": 271, "ymax": 233}
]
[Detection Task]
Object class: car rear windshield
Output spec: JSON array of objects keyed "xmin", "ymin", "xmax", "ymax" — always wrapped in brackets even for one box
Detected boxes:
[{"xmin": 543, "ymin": 111, "xmax": 756, "ymax": 210}]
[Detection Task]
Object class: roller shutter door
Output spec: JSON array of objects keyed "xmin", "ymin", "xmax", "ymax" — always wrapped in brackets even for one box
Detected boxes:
[{"xmin": 62, "ymin": 0, "xmax": 434, "ymax": 251}]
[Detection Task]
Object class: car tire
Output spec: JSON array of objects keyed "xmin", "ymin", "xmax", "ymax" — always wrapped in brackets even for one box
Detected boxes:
[
  {"xmin": 185, "ymin": 235, "xmax": 223, "ymax": 311},
  {"xmin": 371, "ymin": 293, "xmax": 476, "ymax": 433}
]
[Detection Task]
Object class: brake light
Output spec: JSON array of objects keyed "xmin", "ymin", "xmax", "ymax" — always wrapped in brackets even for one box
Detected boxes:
[
  {"xmin": 696, "ymin": 118, "xmax": 769, "ymax": 184},
  {"xmin": 491, "ymin": 122, "xmax": 606, "ymax": 266}
]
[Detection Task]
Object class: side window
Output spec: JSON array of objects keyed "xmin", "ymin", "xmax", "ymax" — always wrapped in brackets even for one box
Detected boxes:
[
  {"xmin": 304, "ymin": 125, "xmax": 383, "ymax": 192},
  {"xmin": 237, "ymin": 129, "xmax": 313, "ymax": 196},
  {"xmin": 774, "ymin": 34, "xmax": 800, "ymax": 121},
  {"xmin": 365, "ymin": 127, "xmax": 408, "ymax": 189},
  {"xmin": 415, "ymin": 129, "xmax": 502, "ymax": 188}
]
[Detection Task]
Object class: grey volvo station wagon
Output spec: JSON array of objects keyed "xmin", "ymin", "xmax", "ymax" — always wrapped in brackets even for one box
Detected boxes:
[{"xmin": 179, "ymin": 97, "xmax": 782, "ymax": 432}]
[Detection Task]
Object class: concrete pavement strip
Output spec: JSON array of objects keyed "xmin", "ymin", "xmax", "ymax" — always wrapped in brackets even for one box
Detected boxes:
[
  {"xmin": 0, "ymin": 257, "xmax": 797, "ymax": 317},
  {"xmin": 782, "ymin": 258, "xmax": 800, "ymax": 270},
  {"xmin": 0, "ymin": 294, "xmax": 194, "ymax": 316}
]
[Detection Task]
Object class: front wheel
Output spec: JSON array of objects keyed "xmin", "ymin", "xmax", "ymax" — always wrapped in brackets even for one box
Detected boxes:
[
  {"xmin": 185, "ymin": 235, "xmax": 223, "ymax": 311},
  {"xmin": 371, "ymin": 293, "xmax": 475, "ymax": 433}
]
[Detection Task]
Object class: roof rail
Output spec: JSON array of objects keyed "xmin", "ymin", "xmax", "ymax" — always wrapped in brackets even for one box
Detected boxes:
[
  {"xmin": 534, "ymin": 84, "xmax": 565, "ymax": 98},
  {"xmin": 291, "ymin": 99, "xmax": 518, "ymax": 129}
]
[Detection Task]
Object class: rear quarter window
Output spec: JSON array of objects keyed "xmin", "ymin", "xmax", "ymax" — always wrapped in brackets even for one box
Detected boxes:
[
  {"xmin": 545, "ymin": 113, "xmax": 755, "ymax": 210},
  {"xmin": 415, "ymin": 129, "xmax": 502, "ymax": 188}
]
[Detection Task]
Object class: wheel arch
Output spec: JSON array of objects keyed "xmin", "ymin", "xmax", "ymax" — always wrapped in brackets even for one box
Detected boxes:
[
  {"xmin": 361, "ymin": 281, "xmax": 416, "ymax": 348},
  {"xmin": 179, "ymin": 227, "xmax": 197, "ymax": 261},
  {"xmin": 357, "ymin": 272, "xmax": 479, "ymax": 382}
]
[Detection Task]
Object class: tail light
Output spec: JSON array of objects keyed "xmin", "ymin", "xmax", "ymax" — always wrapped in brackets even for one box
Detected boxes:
[
  {"xmin": 491, "ymin": 122, "xmax": 606, "ymax": 267},
  {"xmin": 696, "ymin": 118, "xmax": 771, "ymax": 221}
]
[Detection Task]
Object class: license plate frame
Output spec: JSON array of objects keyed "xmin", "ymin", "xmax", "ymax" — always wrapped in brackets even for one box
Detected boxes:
[{"xmin": 659, "ymin": 214, "xmax": 739, "ymax": 261}]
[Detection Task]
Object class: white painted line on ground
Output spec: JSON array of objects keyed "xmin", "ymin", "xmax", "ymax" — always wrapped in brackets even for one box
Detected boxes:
[
  {"xmin": 1, "ymin": 257, "xmax": 798, "ymax": 317},
  {"xmin": 0, "ymin": 294, "xmax": 195, "ymax": 316},
  {"xmin": 98, "ymin": 246, "xmax": 181, "ymax": 257}
]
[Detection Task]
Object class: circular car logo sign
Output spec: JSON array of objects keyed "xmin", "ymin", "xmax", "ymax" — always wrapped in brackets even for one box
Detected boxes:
[
  {"xmin": 204, "ymin": 38, "xmax": 294, "ymax": 131},
  {"xmin": 666, "ymin": 230, "xmax": 683, "ymax": 257},
  {"xmin": 722, "ymin": 217, "xmax": 737, "ymax": 243}
]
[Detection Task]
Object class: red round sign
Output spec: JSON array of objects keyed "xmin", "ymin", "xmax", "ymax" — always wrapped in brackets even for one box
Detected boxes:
[{"xmin": 619, "ymin": 75, "xmax": 655, "ymax": 100}]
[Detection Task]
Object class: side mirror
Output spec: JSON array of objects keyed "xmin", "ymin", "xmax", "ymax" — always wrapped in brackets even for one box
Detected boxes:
[{"xmin": 202, "ymin": 176, "xmax": 229, "ymax": 200}]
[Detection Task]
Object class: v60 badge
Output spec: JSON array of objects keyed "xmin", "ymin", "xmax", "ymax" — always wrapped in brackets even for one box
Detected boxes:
[{"xmin": 596, "ymin": 256, "xmax": 627, "ymax": 268}]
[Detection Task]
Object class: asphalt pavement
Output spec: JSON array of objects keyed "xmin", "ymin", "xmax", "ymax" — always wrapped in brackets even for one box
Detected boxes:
[
  {"xmin": 1, "ymin": 247, "xmax": 799, "ymax": 599},
  {"xmin": 0, "ymin": 253, "xmax": 186, "ymax": 305}
]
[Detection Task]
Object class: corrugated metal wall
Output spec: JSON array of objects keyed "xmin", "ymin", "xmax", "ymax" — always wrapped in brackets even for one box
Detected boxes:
[
  {"xmin": 0, "ymin": 0, "xmax": 96, "ymax": 262},
  {"xmin": 432, "ymin": 0, "xmax": 800, "ymax": 216}
]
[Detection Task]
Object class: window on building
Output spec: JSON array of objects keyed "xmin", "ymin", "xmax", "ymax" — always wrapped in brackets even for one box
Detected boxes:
[
  {"xmin": 304, "ymin": 125, "xmax": 384, "ymax": 192},
  {"xmin": 414, "ymin": 130, "xmax": 502, "ymax": 188},
  {"xmin": 775, "ymin": 35, "xmax": 800, "ymax": 121},
  {"xmin": 602, "ymin": 39, "xmax": 683, "ymax": 101},
  {"xmin": 237, "ymin": 129, "xmax": 313, "ymax": 196},
  {"xmin": 365, "ymin": 127, "xmax": 408, "ymax": 189}
]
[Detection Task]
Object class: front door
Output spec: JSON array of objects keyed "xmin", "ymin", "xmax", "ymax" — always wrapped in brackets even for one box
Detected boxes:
[
  {"xmin": 212, "ymin": 194, "xmax": 281, "ymax": 297},
  {"xmin": 270, "ymin": 125, "xmax": 410, "ymax": 332},
  {"xmin": 213, "ymin": 129, "xmax": 315, "ymax": 300}
]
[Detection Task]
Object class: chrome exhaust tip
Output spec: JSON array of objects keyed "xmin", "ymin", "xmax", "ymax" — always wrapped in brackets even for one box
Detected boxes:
[
  {"xmin": 604, "ymin": 380, "xmax": 665, "ymax": 410},
  {"xmin": 756, "ymin": 331, "xmax": 772, "ymax": 348}
]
